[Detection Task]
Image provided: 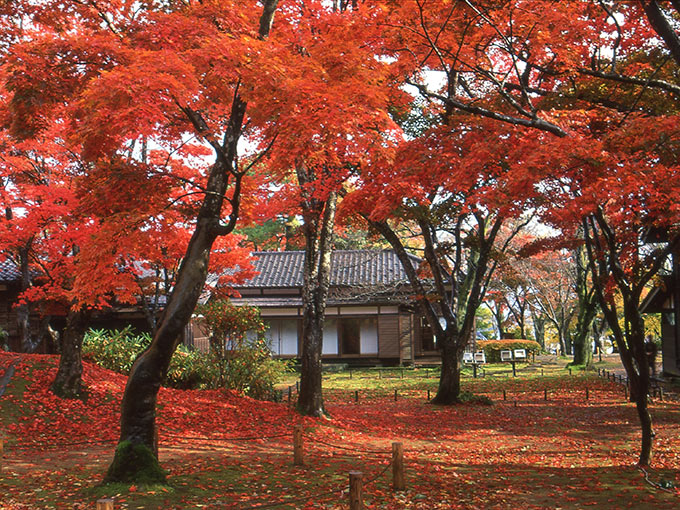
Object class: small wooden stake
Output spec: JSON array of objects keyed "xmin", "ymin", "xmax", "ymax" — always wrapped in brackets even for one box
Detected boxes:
[
  {"xmin": 659, "ymin": 387, "xmax": 664, "ymax": 401},
  {"xmin": 624, "ymin": 385, "xmax": 628, "ymax": 400},
  {"xmin": 288, "ymin": 386, "xmax": 292, "ymax": 403},
  {"xmin": 349, "ymin": 471, "xmax": 363, "ymax": 510},
  {"xmin": 569, "ymin": 368, "xmax": 572, "ymax": 376},
  {"xmin": 514, "ymin": 399, "xmax": 518, "ymax": 407},
  {"xmin": 585, "ymin": 386, "xmax": 589, "ymax": 400},
  {"xmin": 503, "ymin": 389, "xmax": 507, "ymax": 401},
  {"xmin": 296, "ymin": 381, "xmax": 299, "ymax": 392},
  {"xmin": 0, "ymin": 438, "xmax": 4, "ymax": 473},
  {"xmin": 293, "ymin": 425, "xmax": 303, "ymax": 466},
  {"xmin": 544, "ymin": 388, "xmax": 548, "ymax": 401},
  {"xmin": 355, "ymin": 390, "xmax": 359, "ymax": 403},
  {"xmin": 394, "ymin": 389, "xmax": 398, "ymax": 402},
  {"xmin": 427, "ymin": 389, "xmax": 430, "ymax": 400},
  {"xmin": 96, "ymin": 499, "xmax": 114, "ymax": 510},
  {"xmin": 541, "ymin": 368, "xmax": 544, "ymax": 377},
  {"xmin": 392, "ymin": 442, "xmax": 405, "ymax": 491}
]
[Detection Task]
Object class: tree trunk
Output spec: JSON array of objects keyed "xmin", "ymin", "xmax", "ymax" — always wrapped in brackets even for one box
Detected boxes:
[
  {"xmin": 51, "ymin": 308, "xmax": 87, "ymax": 399},
  {"xmin": 431, "ymin": 335, "xmax": 462, "ymax": 404},
  {"xmin": 105, "ymin": 2, "xmax": 279, "ymax": 483},
  {"xmin": 18, "ymin": 243, "xmax": 39, "ymax": 353},
  {"xmin": 297, "ymin": 305, "xmax": 326, "ymax": 416},
  {"xmin": 107, "ymin": 204, "xmax": 221, "ymax": 483},
  {"xmin": 534, "ymin": 317, "xmax": 545, "ymax": 348},
  {"xmin": 297, "ymin": 190, "xmax": 336, "ymax": 417}
]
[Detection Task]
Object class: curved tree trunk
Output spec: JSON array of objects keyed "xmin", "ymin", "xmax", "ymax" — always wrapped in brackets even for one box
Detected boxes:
[
  {"xmin": 51, "ymin": 308, "xmax": 88, "ymax": 399},
  {"xmin": 105, "ymin": 2, "xmax": 279, "ymax": 483}
]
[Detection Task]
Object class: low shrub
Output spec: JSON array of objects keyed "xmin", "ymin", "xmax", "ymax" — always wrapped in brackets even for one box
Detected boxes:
[
  {"xmin": 82, "ymin": 327, "xmax": 289, "ymax": 399},
  {"xmin": 83, "ymin": 327, "xmax": 217, "ymax": 389},
  {"xmin": 476, "ymin": 339, "xmax": 542, "ymax": 363},
  {"xmin": 213, "ymin": 337, "xmax": 293, "ymax": 400}
]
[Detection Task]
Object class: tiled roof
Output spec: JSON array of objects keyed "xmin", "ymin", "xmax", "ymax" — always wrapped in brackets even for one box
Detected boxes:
[
  {"xmin": 236, "ymin": 250, "xmax": 420, "ymax": 288},
  {"xmin": 0, "ymin": 259, "xmax": 21, "ymax": 282}
]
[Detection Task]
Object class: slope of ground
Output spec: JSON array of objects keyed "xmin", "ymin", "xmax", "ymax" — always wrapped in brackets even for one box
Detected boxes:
[{"xmin": 1, "ymin": 352, "xmax": 679, "ymax": 509}]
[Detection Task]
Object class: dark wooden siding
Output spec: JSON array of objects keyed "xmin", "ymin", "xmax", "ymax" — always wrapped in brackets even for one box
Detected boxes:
[
  {"xmin": 398, "ymin": 313, "xmax": 413, "ymax": 362},
  {"xmin": 661, "ymin": 314, "xmax": 680, "ymax": 377},
  {"xmin": 378, "ymin": 315, "xmax": 400, "ymax": 357}
]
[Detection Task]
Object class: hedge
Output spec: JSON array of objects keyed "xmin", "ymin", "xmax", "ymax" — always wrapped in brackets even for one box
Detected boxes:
[{"xmin": 475, "ymin": 339, "xmax": 542, "ymax": 363}]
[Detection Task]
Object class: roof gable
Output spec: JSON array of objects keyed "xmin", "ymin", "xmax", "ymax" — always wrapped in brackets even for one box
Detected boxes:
[{"xmin": 237, "ymin": 250, "xmax": 419, "ymax": 288}]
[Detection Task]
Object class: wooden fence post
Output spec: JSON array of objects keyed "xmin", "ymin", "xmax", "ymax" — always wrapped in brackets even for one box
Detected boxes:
[
  {"xmin": 503, "ymin": 389, "xmax": 507, "ymax": 401},
  {"xmin": 394, "ymin": 389, "xmax": 398, "ymax": 402},
  {"xmin": 355, "ymin": 390, "xmax": 359, "ymax": 403},
  {"xmin": 392, "ymin": 442, "xmax": 405, "ymax": 491},
  {"xmin": 585, "ymin": 386, "xmax": 589, "ymax": 400},
  {"xmin": 544, "ymin": 388, "xmax": 548, "ymax": 401},
  {"xmin": 293, "ymin": 425, "xmax": 304, "ymax": 466},
  {"xmin": 0, "ymin": 438, "xmax": 3, "ymax": 473},
  {"xmin": 96, "ymin": 499, "xmax": 114, "ymax": 510},
  {"xmin": 349, "ymin": 471, "xmax": 363, "ymax": 510}
]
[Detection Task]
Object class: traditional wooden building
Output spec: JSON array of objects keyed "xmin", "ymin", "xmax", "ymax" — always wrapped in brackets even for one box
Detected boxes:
[
  {"xmin": 640, "ymin": 227, "xmax": 680, "ymax": 378},
  {"xmin": 218, "ymin": 250, "xmax": 438, "ymax": 366},
  {"xmin": 641, "ymin": 274, "xmax": 680, "ymax": 378}
]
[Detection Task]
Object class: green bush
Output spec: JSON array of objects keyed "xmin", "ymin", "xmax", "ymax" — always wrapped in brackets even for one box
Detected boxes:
[
  {"xmin": 213, "ymin": 337, "xmax": 292, "ymax": 400},
  {"xmin": 82, "ymin": 326, "xmax": 289, "ymax": 398},
  {"xmin": 476, "ymin": 339, "xmax": 542, "ymax": 363}
]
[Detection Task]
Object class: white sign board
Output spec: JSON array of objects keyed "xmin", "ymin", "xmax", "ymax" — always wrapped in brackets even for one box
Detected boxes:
[
  {"xmin": 513, "ymin": 349, "xmax": 527, "ymax": 359},
  {"xmin": 473, "ymin": 351, "xmax": 486, "ymax": 364},
  {"xmin": 463, "ymin": 352, "xmax": 474, "ymax": 364},
  {"xmin": 500, "ymin": 350, "xmax": 513, "ymax": 362}
]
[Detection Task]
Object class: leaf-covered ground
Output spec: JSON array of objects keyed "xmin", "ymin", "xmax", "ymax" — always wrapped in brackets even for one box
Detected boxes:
[{"xmin": 1, "ymin": 352, "xmax": 679, "ymax": 509}]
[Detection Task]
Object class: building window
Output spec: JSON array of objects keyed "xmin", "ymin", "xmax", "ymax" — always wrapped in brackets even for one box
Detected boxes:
[
  {"xmin": 421, "ymin": 317, "xmax": 436, "ymax": 352},
  {"xmin": 335, "ymin": 317, "xmax": 379, "ymax": 356},
  {"xmin": 340, "ymin": 319, "xmax": 361, "ymax": 355}
]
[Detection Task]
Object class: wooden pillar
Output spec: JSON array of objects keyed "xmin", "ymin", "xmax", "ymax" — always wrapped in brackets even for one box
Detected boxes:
[
  {"xmin": 96, "ymin": 499, "xmax": 114, "ymax": 510},
  {"xmin": 349, "ymin": 471, "xmax": 363, "ymax": 510},
  {"xmin": 293, "ymin": 425, "xmax": 304, "ymax": 466},
  {"xmin": 392, "ymin": 442, "xmax": 405, "ymax": 491}
]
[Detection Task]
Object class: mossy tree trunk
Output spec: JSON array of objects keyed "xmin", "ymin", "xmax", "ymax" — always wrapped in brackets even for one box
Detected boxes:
[{"xmin": 105, "ymin": 1, "xmax": 280, "ymax": 484}]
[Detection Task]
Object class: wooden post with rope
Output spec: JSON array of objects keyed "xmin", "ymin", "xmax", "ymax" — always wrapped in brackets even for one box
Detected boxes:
[
  {"xmin": 392, "ymin": 442, "xmax": 405, "ymax": 491},
  {"xmin": 96, "ymin": 499, "xmax": 114, "ymax": 510},
  {"xmin": 349, "ymin": 471, "xmax": 363, "ymax": 510},
  {"xmin": 293, "ymin": 425, "xmax": 304, "ymax": 466}
]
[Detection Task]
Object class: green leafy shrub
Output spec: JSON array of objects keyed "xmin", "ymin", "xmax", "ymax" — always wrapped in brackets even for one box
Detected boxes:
[
  {"xmin": 82, "ymin": 326, "xmax": 289, "ymax": 398},
  {"xmin": 82, "ymin": 327, "xmax": 218, "ymax": 389},
  {"xmin": 213, "ymin": 337, "xmax": 292, "ymax": 400},
  {"xmin": 476, "ymin": 339, "xmax": 542, "ymax": 363}
]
